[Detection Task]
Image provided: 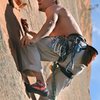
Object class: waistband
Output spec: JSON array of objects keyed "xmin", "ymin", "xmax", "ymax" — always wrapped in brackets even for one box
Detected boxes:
[
  {"xmin": 67, "ymin": 33, "xmax": 86, "ymax": 43},
  {"xmin": 48, "ymin": 33, "xmax": 86, "ymax": 42}
]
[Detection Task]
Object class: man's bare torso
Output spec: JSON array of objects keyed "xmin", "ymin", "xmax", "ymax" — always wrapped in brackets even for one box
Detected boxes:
[{"xmin": 47, "ymin": 5, "xmax": 83, "ymax": 37}]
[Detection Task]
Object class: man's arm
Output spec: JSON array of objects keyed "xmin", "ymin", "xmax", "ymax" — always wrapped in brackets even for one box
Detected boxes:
[
  {"xmin": 21, "ymin": 13, "xmax": 58, "ymax": 46},
  {"xmin": 33, "ymin": 13, "xmax": 59, "ymax": 42}
]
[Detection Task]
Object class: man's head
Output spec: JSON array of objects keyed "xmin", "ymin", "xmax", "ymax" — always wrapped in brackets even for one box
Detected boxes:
[{"xmin": 37, "ymin": 0, "xmax": 58, "ymax": 12}]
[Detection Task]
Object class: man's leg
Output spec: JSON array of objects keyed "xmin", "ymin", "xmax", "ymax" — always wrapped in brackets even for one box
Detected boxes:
[
  {"xmin": 39, "ymin": 67, "xmax": 71, "ymax": 100},
  {"xmin": 36, "ymin": 37, "xmax": 70, "ymax": 99},
  {"xmin": 20, "ymin": 44, "xmax": 49, "ymax": 96},
  {"xmin": 39, "ymin": 48, "xmax": 86, "ymax": 100},
  {"xmin": 20, "ymin": 36, "xmax": 62, "ymax": 97}
]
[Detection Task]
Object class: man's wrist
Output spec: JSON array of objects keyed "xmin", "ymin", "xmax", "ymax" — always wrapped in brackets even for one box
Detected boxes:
[{"xmin": 31, "ymin": 37, "xmax": 39, "ymax": 43}]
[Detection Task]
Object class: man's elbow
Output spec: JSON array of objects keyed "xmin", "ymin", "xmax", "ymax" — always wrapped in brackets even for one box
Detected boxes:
[
  {"xmin": 47, "ymin": 21, "xmax": 56, "ymax": 32},
  {"xmin": 49, "ymin": 14, "xmax": 58, "ymax": 28},
  {"xmin": 53, "ymin": 13, "xmax": 59, "ymax": 23}
]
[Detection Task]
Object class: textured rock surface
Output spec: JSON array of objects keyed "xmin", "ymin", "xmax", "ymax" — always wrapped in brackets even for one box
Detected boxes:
[
  {"xmin": 0, "ymin": 1, "xmax": 29, "ymax": 100},
  {"xmin": 0, "ymin": 0, "xmax": 92, "ymax": 100}
]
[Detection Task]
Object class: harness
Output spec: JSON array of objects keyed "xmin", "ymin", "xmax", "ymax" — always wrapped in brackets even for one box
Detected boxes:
[
  {"xmin": 51, "ymin": 33, "xmax": 87, "ymax": 100},
  {"xmin": 50, "ymin": 34, "xmax": 98, "ymax": 100}
]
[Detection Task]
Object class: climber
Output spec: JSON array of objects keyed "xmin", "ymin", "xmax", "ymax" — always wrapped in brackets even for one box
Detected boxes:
[{"xmin": 20, "ymin": 0, "xmax": 98, "ymax": 98}]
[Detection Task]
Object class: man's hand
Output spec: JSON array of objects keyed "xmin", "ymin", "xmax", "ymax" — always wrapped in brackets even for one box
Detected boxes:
[
  {"xmin": 21, "ymin": 18, "xmax": 37, "ymax": 37},
  {"xmin": 20, "ymin": 36, "xmax": 32, "ymax": 47},
  {"xmin": 28, "ymin": 31, "xmax": 37, "ymax": 37},
  {"xmin": 20, "ymin": 35, "xmax": 38, "ymax": 47}
]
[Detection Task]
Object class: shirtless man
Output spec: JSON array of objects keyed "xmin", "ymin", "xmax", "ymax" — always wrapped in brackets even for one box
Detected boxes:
[{"xmin": 20, "ymin": 0, "xmax": 97, "ymax": 99}]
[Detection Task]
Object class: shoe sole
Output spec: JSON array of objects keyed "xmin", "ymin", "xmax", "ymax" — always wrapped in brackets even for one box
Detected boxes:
[{"xmin": 24, "ymin": 83, "xmax": 49, "ymax": 96}]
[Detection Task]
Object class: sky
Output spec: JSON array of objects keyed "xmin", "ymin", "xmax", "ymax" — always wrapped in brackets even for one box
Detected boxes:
[{"xmin": 90, "ymin": 0, "xmax": 100, "ymax": 100}]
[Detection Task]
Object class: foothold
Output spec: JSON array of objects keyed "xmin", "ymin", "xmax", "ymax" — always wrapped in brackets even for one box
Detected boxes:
[{"xmin": 14, "ymin": 0, "xmax": 27, "ymax": 9}]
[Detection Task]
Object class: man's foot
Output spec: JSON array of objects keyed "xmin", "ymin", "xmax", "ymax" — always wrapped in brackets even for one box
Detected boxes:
[{"xmin": 25, "ymin": 81, "xmax": 49, "ymax": 96}]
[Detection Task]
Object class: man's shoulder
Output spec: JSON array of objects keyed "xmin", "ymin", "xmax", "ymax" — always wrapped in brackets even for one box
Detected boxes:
[
  {"xmin": 46, "ymin": 5, "xmax": 67, "ymax": 18},
  {"xmin": 55, "ymin": 5, "xmax": 65, "ymax": 13},
  {"xmin": 56, "ymin": 6, "xmax": 69, "ymax": 17}
]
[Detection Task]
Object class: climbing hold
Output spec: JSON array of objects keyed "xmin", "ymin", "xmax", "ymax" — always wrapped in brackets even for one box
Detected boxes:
[{"xmin": 14, "ymin": 0, "xmax": 27, "ymax": 9}]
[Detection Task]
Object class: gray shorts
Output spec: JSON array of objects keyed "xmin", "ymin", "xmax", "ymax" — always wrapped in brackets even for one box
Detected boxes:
[
  {"xmin": 20, "ymin": 35, "xmax": 87, "ymax": 99},
  {"xmin": 20, "ymin": 35, "xmax": 86, "ymax": 75},
  {"xmin": 20, "ymin": 37, "xmax": 60, "ymax": 72}
]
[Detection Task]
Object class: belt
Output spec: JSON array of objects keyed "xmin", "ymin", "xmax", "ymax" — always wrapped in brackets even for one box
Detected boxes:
[
  {"xmin": 67, "ymin": 33, "xmax": 86, "ymax": 43},
  {"xmin": 58, "ymin": 63, "xmax": 73, "ymax": 79},
  {"xmin": 58, "ymin": 33, "xmax": 87, "ymax": 62}
]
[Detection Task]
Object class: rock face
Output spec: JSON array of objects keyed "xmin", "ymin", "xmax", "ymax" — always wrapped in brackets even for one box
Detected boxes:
[{"xmin": 0, "ymin": 0, "xmax": 91, "ymax": 100}]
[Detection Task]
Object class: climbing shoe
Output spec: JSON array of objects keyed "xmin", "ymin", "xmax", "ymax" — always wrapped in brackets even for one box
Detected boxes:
[{"xmin": 25, "ymin": 81, "xmax": 49, "ymax": 96}]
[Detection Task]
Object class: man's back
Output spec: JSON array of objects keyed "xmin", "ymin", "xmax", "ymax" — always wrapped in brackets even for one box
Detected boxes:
[{"xmin": 48, "ymin": 5, "xmax": 83, "ymax": 37}]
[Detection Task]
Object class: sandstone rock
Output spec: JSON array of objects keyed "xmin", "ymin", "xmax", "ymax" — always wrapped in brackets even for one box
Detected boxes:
[{"xmin": 0, "ymin": 0, "xmax": 91, "ymax": 100}]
